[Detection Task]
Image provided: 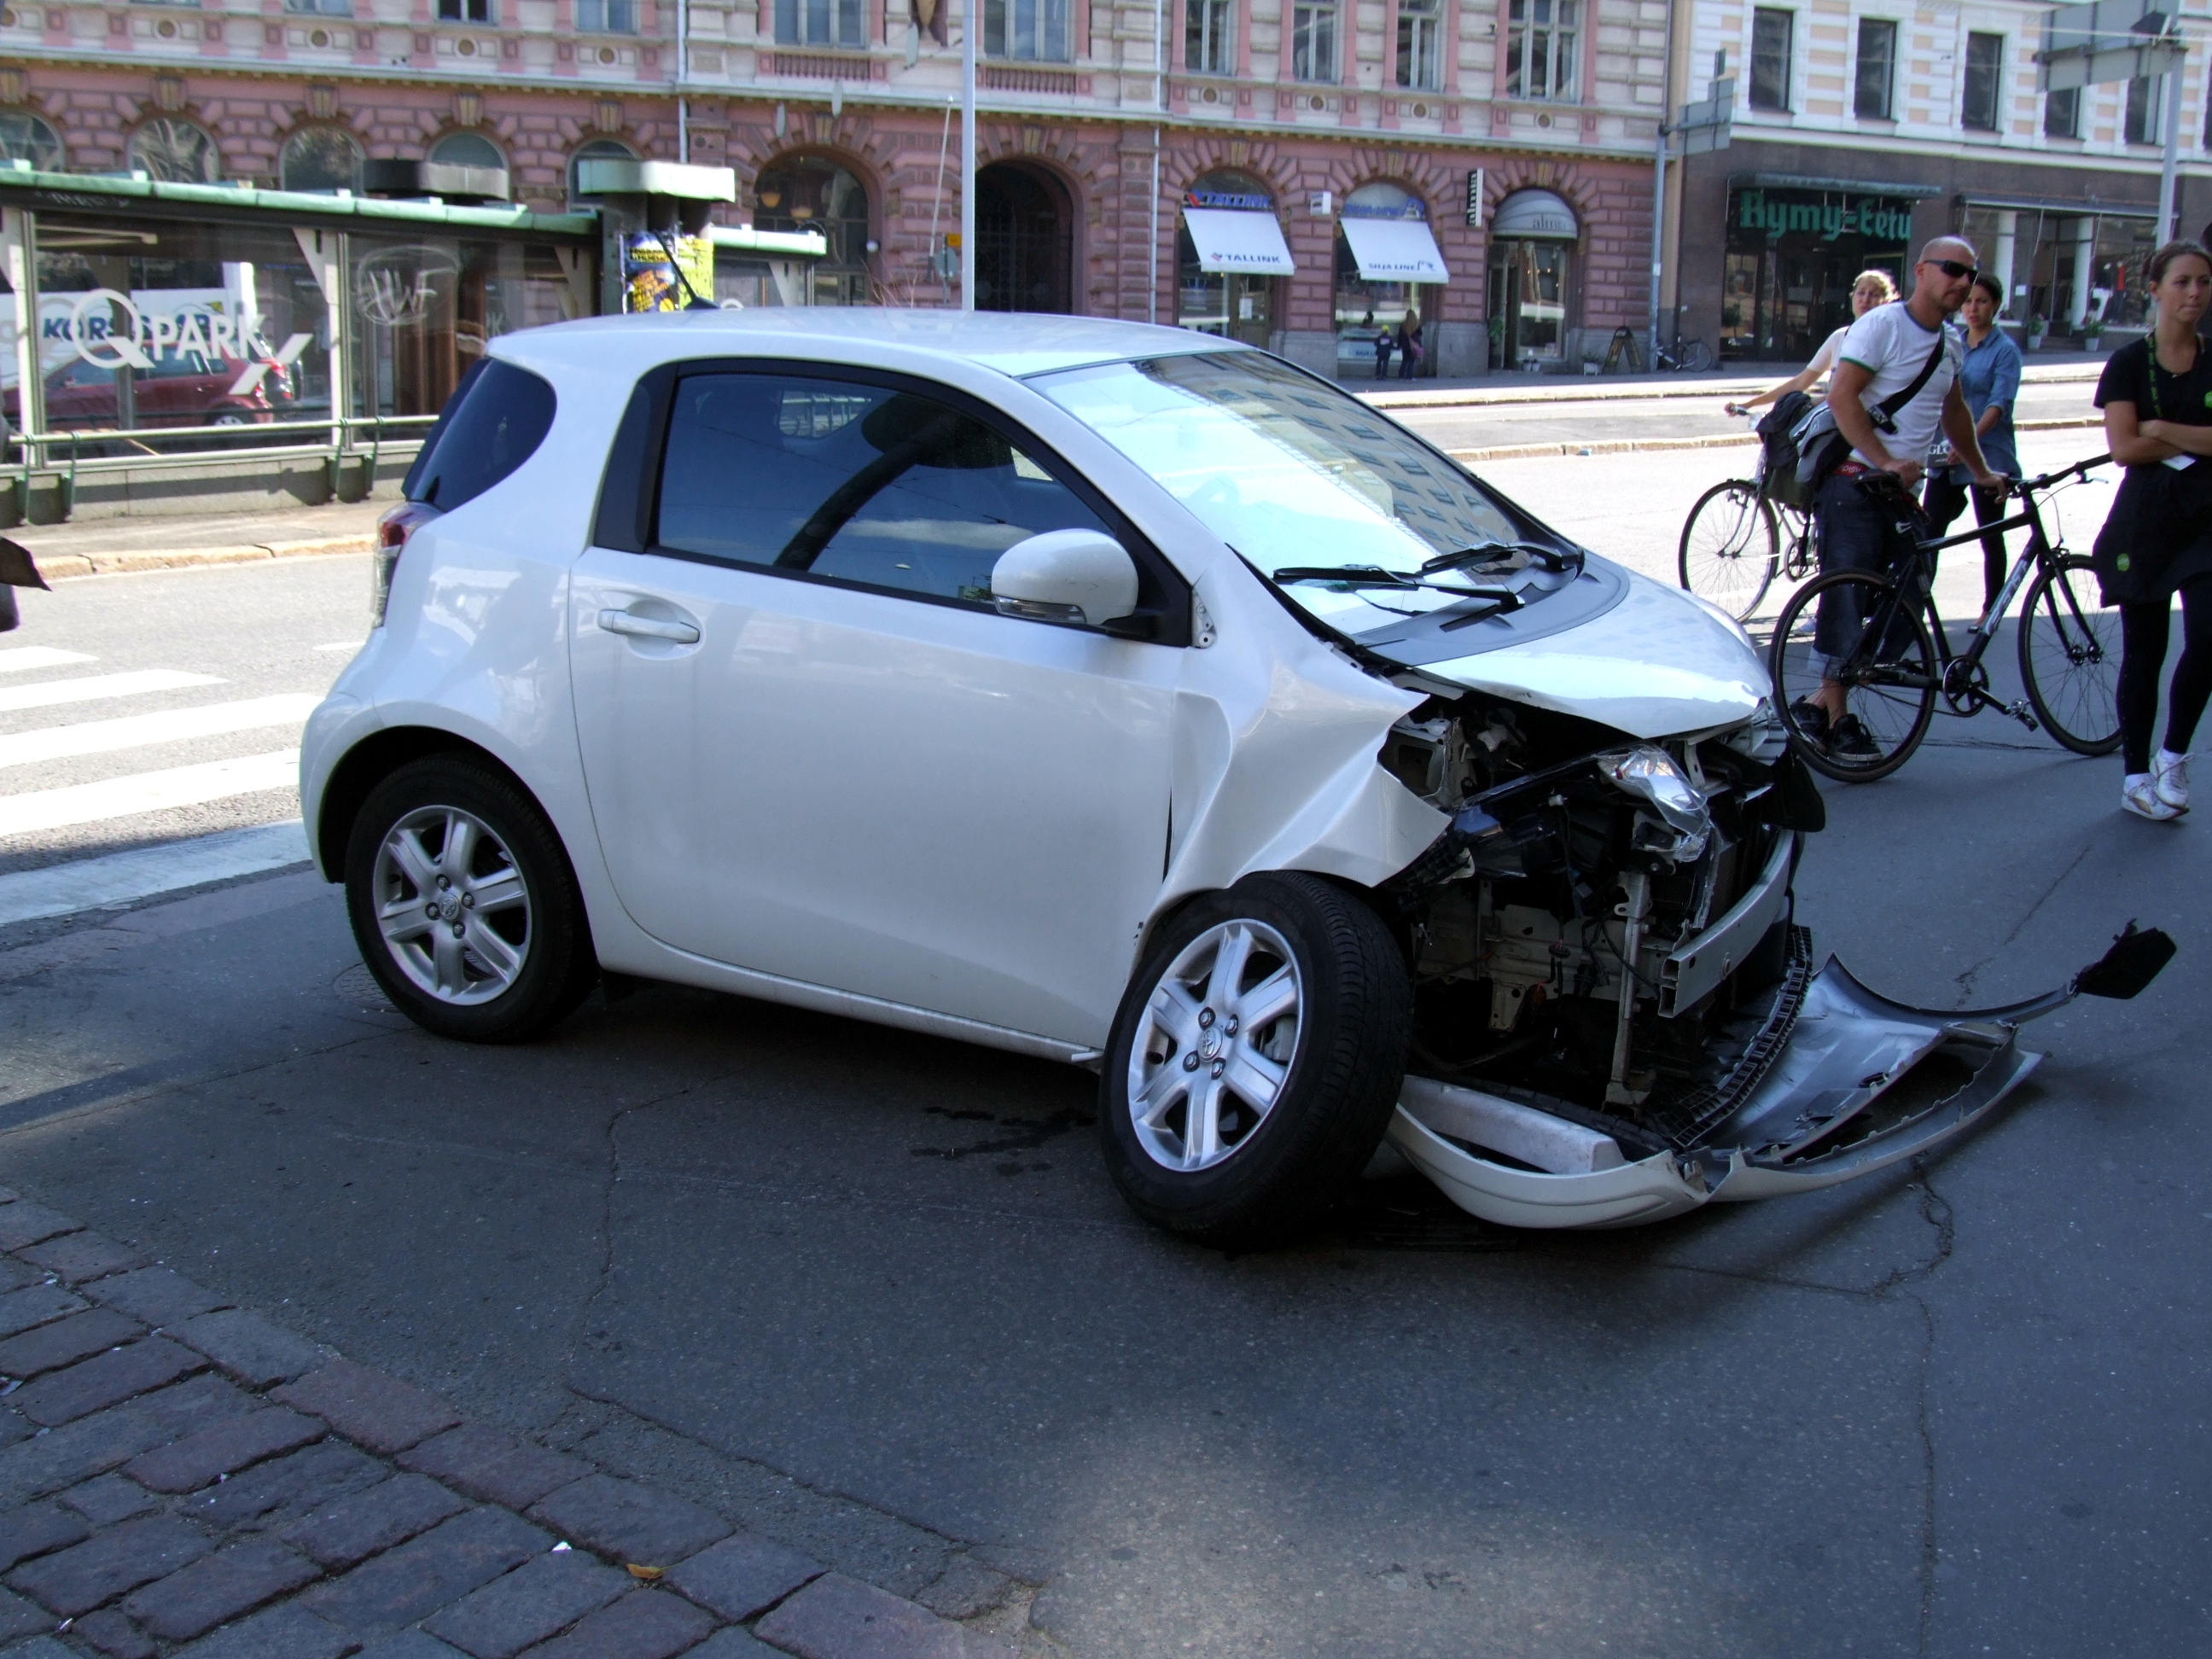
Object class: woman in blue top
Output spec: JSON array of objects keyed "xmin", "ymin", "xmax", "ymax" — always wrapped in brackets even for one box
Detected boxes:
[{"xmin": 1920, "ymin": 272, "xmax": 2022, "ymax": 613}]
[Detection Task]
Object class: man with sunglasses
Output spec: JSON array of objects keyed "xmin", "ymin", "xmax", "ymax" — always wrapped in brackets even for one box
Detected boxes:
[{"xmin": 1799, "ymin": 237, "xmax": 2008, "ymax": 755}]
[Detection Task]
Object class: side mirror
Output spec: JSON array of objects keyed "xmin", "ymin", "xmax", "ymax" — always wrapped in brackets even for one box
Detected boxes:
[{"xmin": 991, "ymin": 529, "xmax": 1139, "ymax": 628}]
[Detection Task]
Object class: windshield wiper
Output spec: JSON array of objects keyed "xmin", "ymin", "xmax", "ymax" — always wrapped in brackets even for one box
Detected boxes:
[
  {"xmin": 1271, "ymin": 565, "xmax": 1521, "ymax": 611},
  {"xmin": 1422, "ymin": 541, "xmax": 1581, "ymax": 576}
]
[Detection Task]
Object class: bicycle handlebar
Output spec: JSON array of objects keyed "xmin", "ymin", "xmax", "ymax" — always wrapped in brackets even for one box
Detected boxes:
[{"xmin": 2014, "ymin": 453, "xmax": 2110, "ymax": 494}]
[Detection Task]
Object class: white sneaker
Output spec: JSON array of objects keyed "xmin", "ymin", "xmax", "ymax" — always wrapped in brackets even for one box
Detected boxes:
[
  {"xmin": 2155, "ymin": 748, "xmax": 2190, "ymax": 811},
  {"xmin": 2124, "ymin": 773, "xmax": 2186, "ymax": 821}
]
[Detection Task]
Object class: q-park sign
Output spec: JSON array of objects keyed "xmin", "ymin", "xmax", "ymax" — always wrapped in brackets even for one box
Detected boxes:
[{"xmin": 45, "ymin": 288, "xmax": 309, "ymax": 398}]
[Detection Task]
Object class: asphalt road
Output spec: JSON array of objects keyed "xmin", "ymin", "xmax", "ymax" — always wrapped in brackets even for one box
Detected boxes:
[{"xmin": 0, "ymin": 439, "xmax": 2200, "ymax": 1658}]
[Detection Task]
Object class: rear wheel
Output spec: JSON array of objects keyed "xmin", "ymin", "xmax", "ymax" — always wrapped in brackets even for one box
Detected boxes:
[
  {"xmin": 1678, "ymin": 338, "xmax": 1716, "ymax": 372},
  {"xmin": 344, "ymin": 757, "xmax": 597, "ymax": 1042},
  {"xmin": 1679, "ymin": 480, "xmax": 1779, "ymax": 620},
  {"xmin": 2019, "ymin": 553, "xmax": 2123, "ymax": 755},
  {"xmin": 1100, "ymin": 874, "xmax": 1411, "ymax": 1250},
  {"xmin": 1772, "ymin": 568, "xmax": 1939, "ymax": 783}
]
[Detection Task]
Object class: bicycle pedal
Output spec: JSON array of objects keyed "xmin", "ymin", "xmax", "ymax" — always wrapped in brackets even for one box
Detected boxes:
[{"xmin": 2006, "ymin": 700, "xmax": 2040, "ymax": 731}]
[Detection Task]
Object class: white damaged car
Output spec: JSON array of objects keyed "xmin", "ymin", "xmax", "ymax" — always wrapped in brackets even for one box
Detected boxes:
[{"xmin": 303, "ymin": 311, "xmax": 2171, "ymax": 1246}]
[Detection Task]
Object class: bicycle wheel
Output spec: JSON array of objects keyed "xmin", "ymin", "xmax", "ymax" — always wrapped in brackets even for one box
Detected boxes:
[
  {"xmin": 1771, "ymin": 568, "xmax": 1939, "ymax": 783},
  {"xmin": 1679, "ymin": 339, "xmax": 1716, "ymax": 372},
  {"xmin": 1679, "ymin": 480, "xmax": 1779, "ymax": 620},
  {"xmin": 2019, "ymin": 552, "xmax": 2123, "ymax": 755}
]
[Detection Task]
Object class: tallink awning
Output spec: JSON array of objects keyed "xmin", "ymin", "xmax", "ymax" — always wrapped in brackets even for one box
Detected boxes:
[
  {"xmin": 1339, "ymin": 217, "xmax": 1452, "ymax": 282},
  {"xmin": 1183, "ymin": 207, "xmax": 1296, "ymax": 275}
]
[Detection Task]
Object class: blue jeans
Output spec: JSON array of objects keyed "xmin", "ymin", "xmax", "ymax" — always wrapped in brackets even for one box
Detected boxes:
[{"xmin": 1813, "ymin": 471, "xmax": 1926, "ymax": 669}]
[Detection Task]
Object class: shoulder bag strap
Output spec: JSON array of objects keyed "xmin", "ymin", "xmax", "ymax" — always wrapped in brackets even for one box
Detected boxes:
[{"xmin": 1876, "ymin": 334, "xmax": 1947, "ymax": 422}]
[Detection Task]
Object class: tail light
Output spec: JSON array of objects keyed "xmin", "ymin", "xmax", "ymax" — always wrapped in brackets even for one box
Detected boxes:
[{"xmin": 371, "ymin": 501, "xmax": 441, "ymax": 626}]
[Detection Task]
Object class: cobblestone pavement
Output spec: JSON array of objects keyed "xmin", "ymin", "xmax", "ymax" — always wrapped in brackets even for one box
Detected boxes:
[{"xmin": 0, "ymin": 1188, "xmax": 1033, "ymax": 1659}]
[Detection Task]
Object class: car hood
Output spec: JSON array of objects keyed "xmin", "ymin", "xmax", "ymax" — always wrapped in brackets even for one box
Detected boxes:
[{"xmin": 1388, "ymin": 564, "xmax": 1767, "ymax": 740}]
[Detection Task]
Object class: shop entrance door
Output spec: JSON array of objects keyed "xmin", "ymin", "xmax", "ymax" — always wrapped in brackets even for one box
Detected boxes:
[{"xmin": 1487, "ymin": 241, "xmax": 1569, "ymax": 368}]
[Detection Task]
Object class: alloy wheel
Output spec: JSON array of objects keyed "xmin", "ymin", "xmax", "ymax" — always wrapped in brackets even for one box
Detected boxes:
[
  {"xmin": 1126, "ymin": 919, "xmax": 1303, "ymax": 1172},
  {"xmin": 371, "ymin": 805, "xmax": 533, "ymax": 1005}
]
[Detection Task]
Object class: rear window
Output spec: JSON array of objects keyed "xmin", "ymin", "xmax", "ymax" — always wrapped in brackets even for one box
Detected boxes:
[{"xmin": 403, "ymin": 358, "xmax": 556, "ymax": 510}]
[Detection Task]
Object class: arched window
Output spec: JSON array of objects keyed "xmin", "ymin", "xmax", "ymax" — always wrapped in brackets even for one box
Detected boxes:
[
  {"xmin": 1487, "ymin": 189, "xmax": 1578, "ymax": 369},
  {"xmin": 128, "ymin": 118, "xmax": 219, "ymax": 185},
  {"xmin": 428, "ymin": 131, "xmax": 506, "ymax": 171},
  {"xmin": 754, "ymin": 155, "xmax": 872, "ymax": 306},
  {"xmin": 1334, "ymin": 182, "xmax": 1442, "ymax": 379},
  {"xmin": 280, "ymin": 126, "xmax": 363, "ymax": 194},
  {"xmin": 567, "ymin": 137, "xmax": 636, "ymax": 210},
  {"xmin": 0, "ymin": 111, "xmax": 63, "ymax": 172},
  {"xmin": 1177, "ymin": 169, "xmax": 1287, "ymax": 346}
]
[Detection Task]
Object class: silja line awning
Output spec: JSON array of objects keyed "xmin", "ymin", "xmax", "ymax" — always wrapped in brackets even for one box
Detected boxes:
[
  {"xmin": 1339, "ymin": 217, "xmax": 1452, "ymax": 282},
  {"xmin": 1182, "ymin": 208, "xmax": 1297, "ymax": 276}
]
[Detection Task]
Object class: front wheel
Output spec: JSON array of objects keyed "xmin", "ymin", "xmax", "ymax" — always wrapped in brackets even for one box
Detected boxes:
[
  {"xmin": 344, "ymin": 757, "xmax": 598, "ymax": 1042},
  {"xmin": 1771, "ymin": 568, "xmax": 1939, "ymax": 783},
  {"xmin": 1100, "ymin": 874, "xmax": 1411, "ymax": 1250},
  {"xmin": 1677, "ymin": 338, "xmax": 1716, "ymax": 373},
  {"xmin": 1679, "ymin": 480, "xmax": 1779, "ymax": 620},
  {"xmin": 2019, "ymin": 553, "xmax": 2123, "ymax": 755}
]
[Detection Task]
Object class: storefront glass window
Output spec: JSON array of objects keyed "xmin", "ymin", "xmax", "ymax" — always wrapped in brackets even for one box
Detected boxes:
[
  {"xmin": 714, "ymin": 252, "xmax": 812, "ymax": 308},
  {"xmin": 127, "ymin": 119, "xmax": 221, "ymax": 186},
  {"xmin": 29, "ymin": 216, "xmax": 328, "ymax": 449},
  {"xmin": 1720, "ymin": 185, "xmax": 1911, "ymax": 359},
  {"xmin": 349, "ymin": 235, "xmax": 578, "ymax": 421},
  {"xmin": 1486, "ymin": 241, "xmax": 1569, "ymax": 368},
  {"xmin": 2092, "ymin": 217, "xmax": 2156, "ymax": 330},
  {"xmin": 754, "ymin": 156, "xmax": 871, "ymax": 305},
  {"xmin": 1334, "ymin": 183, "xmax": 1436, "ymax": 377},
  {"xmin": 1177, "ymin": 171, "xmax": 1278, "ymax": 347}
]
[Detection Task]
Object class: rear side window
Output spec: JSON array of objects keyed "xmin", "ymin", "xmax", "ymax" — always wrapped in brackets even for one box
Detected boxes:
[{"xmin": 403, "ymin": 358, "xmax": 556, "ymax": 510}]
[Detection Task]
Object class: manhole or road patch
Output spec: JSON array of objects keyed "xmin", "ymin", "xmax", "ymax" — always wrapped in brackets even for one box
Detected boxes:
[{"xmin": 333, "ymin": 961, "xmax": 395, "ymax": 1013}]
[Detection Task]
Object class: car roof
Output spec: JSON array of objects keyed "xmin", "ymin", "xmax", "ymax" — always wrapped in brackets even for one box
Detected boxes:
[{"xmin": 492, "ymin": 307, "xmax": 1242, "ymax": 381}]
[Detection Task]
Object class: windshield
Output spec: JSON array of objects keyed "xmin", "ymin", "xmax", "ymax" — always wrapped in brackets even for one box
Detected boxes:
[{"xmin": 1032, "ymin": 351, "xmax": 1525, "ymax": 579}]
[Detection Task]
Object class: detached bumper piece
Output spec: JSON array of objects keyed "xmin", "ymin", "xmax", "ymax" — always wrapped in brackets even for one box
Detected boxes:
[{"xmin": 1388, "ymin": 923, "xmax": 2175, "ymax": 1230}]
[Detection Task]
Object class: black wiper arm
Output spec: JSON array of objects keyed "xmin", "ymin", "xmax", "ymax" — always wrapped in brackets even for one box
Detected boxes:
[
  {"xmin": 1422, "ymin": 540, "xmax": 1580, "ymax": 575},
  {"xmin": 1271, "ymin": 564, "xmax": 1522, "ymax": 611}
]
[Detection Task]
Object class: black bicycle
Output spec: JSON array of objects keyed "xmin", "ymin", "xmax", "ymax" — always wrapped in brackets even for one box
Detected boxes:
[
  {"xmin": 1769, "ymin": 456, "xmax": 2120, "ymax": 783},
  {"xmin": 1679, "ymin": 410, "xmax": 1819, "ymax": 620}
]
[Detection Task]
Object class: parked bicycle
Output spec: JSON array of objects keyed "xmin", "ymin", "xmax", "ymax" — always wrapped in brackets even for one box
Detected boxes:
[
  {"xmin": 1768, "ymin": 455, "xmax": 2118, "ymax": 783},
  {"xmin": 1678, "ymin": 408, "xmax": 1819, "ymax": 620},
  {"xmin": 1600, "ymin": 327, "xmax": 1717, "ymax": 375}
]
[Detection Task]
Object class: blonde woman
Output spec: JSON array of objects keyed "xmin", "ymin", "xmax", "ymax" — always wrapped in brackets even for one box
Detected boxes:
[{"xmin": 1726, "ymin": 270, "xmax": 1900, "ymax": 416}]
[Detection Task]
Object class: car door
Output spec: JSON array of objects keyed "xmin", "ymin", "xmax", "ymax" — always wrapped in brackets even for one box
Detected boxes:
[{"xmin": 569, "ymin": 362, "xmax": 1184, "ymax": 1046}]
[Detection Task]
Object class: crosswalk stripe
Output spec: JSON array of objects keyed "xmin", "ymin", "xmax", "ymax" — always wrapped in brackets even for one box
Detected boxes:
[
  {"xmin": 0, "ymin": 820, "xmax": 311, "ymax": 927},
  {"xmin": 0, "ymin": 648, "xmax": 96, "ymax": 676},
  {"xmin": 0, "ymin": 670, "xmax": 223, "ymax": 714},
  {"xmin": 0, "ymin": 694, "xmax": 322, "ymax": 771},
  {"xmin": 0, "ymin": 748, "xmax": 299, "ymax": 837}
]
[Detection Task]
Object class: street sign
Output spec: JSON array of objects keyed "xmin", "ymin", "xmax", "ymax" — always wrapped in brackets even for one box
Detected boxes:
[
  {"xmin": 1465, "ymin": 168, "xmax": 1483, "ymax": 228},
  {"xmin": 1675, "ymin": 77, "xmax": 1733, "ymax": 155},
  {"xmin": 2039, "ymin": 0, "xmax": 2185, "ymax": 90}
]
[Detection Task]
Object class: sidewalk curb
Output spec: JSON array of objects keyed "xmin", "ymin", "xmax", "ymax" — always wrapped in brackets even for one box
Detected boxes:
[
  {"xmin": 1451, "ymin": 415, "xmax": 2104, "ymax": 465},
  {"xmin": 36, "ymin": 537, "xmax": 374, "ymax": 582},
  {"xmin": 0, "ymin": 1187, "xmax": 1037, "ymax": 1657},
  {"xmin": 1361, "ymin": 362, "xmax": 2104, "ymax": 412}
]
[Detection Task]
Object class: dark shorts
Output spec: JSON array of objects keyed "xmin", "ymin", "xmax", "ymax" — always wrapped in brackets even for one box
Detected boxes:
[{"xmin": 1813, "ymin": 471, "xmax": 1926, "ymax": 665}]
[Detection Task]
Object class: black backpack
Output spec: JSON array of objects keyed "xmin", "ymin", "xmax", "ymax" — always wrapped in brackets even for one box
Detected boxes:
[{"xmin": 1755, "ymin": 390, "xmax": 1815, "ymax": 509}]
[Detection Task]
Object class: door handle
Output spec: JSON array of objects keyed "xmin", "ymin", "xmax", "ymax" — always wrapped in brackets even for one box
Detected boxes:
[{"xmin": 599, "ymin": 608, "xmax": 701, "ymax": 645}]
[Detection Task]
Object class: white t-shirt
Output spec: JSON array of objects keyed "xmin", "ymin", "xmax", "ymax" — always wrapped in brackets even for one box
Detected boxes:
[
  {"xmin": 1835, "ymin": 302, "xmax": 1963, "ymax": 468},
  {"xmin": 1807, "ymin": 324, "xmax": 1848, "ymax": 381}
]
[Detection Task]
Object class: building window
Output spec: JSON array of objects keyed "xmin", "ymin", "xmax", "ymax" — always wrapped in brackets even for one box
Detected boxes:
[
  {"xmin": 985, "ymin": 0, "xmax": 1070, "ymax": 60},
  {"xmin": 128, "ymin": 118, "xmax": 220, "ymax": 184},
  {"xmin": 1749, "ymin": 9, "xmax": 1792, "ymax": 112},
  {"xmin": 284, "ymin": 0, "xmax": 352, "ymax": 15},
  {"xmin": 755, "ymin": 154, "xmax": 874, "ymax": 305},
  {"xmin": 1290, "ymin": 0, "xmax": 1336, "ymax": 80},
  {"xmin": 1853, "ymin": 18, "xmax": 1894, "ymax": 119},
  {"xmin": 576, "ymin": 0, "xmax": 635, "ymax": 32},
  {"xmin": 0, "ymin": 111, "xmax": 63, "ymax": 172},
  {"xmin": 2046, "ymin": 85, "xmax": 2079, "ymax": 138},
  {"xmin": 2125, "ymin": 74, "xmax": 2161, "ymax": 144},
  {"xmin": 1962, "ymin": 32, "xmax": 2001, "ymax": 131},
  {"xmin": 1505, "ymin": 0, "xmax": 1577, "ymax": 102},
  {"xmin": 1396, "ymin": 0, "xmax": 1441, "ymax": 90},
  {"xmin": 430, "ymin": 131, "xmax": 505, "ymax": 170},
  {"xmin": 280, "ymin": 126, "xmax": 362, "ymax": 192},
  {"xmin": 1185, "ymin": 0, "xmax": 1230, "ymax": 73},
  {"xmin": 775, "ymin": 0, "xmax": 862, "ymax": 47},
  {"xmin": 567, "ymin": 137, "xmax": 636, "ymax": 208},
  {"xmin": 436, "ymin": 0, "xmax": 493, "ymax": 19}
]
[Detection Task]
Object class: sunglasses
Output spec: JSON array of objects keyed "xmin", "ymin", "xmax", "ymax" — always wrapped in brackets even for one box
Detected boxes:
[{"xmin": 1924, "ymin": 258, "xmax": 1978, "ymax": 282}]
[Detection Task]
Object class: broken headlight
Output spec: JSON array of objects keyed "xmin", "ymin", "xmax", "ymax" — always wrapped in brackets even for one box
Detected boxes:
[{"xmin": 1597, "ymin": 745, "xmax": 1711, "ymax": 864}]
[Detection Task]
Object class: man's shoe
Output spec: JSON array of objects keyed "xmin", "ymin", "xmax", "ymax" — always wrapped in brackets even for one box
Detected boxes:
[
  {"xmin": 1829, "ymin": 713, "xmax": 1881, "ymax": 760},
  {"xmin": 2155, "ymin": 748, "xmax": 2190, "ymax": 810},
  {"xmin": 2124, "ymin": 774, "xmax": 2186, "ymax": 822},
  {"xmin": 1788, "ymin": 698, "xmax": 1831, "ymax": 746}
]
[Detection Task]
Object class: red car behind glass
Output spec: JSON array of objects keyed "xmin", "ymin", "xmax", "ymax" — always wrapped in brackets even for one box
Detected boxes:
[{"xmin": 6, "ymin": 350, "xmax": 296, "ymax": 434}]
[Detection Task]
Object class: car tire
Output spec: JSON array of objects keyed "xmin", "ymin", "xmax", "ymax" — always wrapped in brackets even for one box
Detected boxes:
[
  {"xmin": 344, "ymin": 756, "xmax": 597, "ymax": 1043},
  {"xmin": 1099, "ymin": 872, "xmax": 1412, "ymax": 1249}
]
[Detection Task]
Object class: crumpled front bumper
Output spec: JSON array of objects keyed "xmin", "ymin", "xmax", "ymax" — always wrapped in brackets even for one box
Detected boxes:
[{"xmin": 1386, "ymin": 958, "xmax": 2042, "ymax": 1230}]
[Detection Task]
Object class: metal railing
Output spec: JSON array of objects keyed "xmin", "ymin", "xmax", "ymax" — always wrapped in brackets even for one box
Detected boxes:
[{"xmin": 3, "ymin": 413, "xmax": 440, "ymax": 522}]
